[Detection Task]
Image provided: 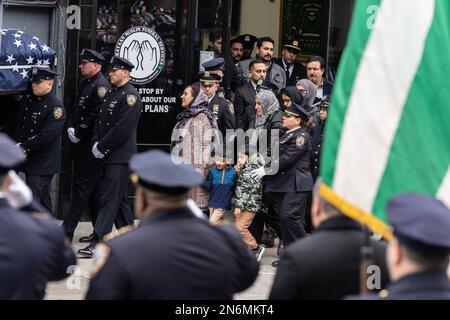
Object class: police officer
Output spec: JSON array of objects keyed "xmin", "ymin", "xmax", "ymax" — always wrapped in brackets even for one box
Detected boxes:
[
  {"xmin": 251, "ymin": 103, "xmax": 313, "ymax": 246},
  {"xmin": 310, "ymin": 96, "xmax": 329, "ymax": 181},
  {"xmin": 0, "ymin": 133, "xmax": 76, "ymax": 299},
  {"xmin": 200, "ymin": 71, "xmax": 236, "ymax": 142},
  {"xmin": 237, "ymin": 34, "xmax": 258, "ymax": 60},
  {"xmin": 85, "ymin": 149, "xmax": 259, "ymax": 299},
  {"xmin": 16, "ymin": 67, "xmax": 66, "ymax": 214},
  {"xmin": 274, "ymin": 40, "xmax": 307, "ymax": 87},
  {"xmin": 349, "ymin": 193, "xmax": 450, "ymax": 300},
  {"xmin": 62, "ymin": 49, "xmax": 110, "ymax": 242},
  {"xmin": 202, "ymin": 57, "xmax": 227, "ymax": 97},
  {"xmin": 78, "ymin": 56, "xmax": 142, "ymax": 257}
]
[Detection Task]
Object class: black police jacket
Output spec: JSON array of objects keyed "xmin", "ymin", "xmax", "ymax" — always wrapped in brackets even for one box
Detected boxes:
[
  {"xmin": 208, "ymin": 94, "xmax": 236, "ymax": 140},
  {"xmin": 265, "ymin": 126, "xmax": 313, "ymax": 193},
  {"xmin": 68, "ymin": 72, "xmax": 110, "ymax": 160},
  {"xmin": 0, "ymin": 198, "xmax": 76, "ymax": 299},
  {"xmin": 85, "ymin": 207, "xmax": 259, "ymax": 299},
  {"xmin": 93, "ymin": 81, "xmax": 142, "ymax": 164},
  {"xmin": 274, "ymin": 58, "xmax": 307, "ymax": 87},
  {"xmin": 17, "ymin": 93, "xmax": 66, "ymax": 175}
]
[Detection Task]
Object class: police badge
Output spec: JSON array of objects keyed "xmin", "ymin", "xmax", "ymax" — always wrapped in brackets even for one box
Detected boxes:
[
  {"xmin": 97, "ymin": 86, "xmax": 107, "ymax": 99},
  {"xmin": 296, "ymin": 135, "xmax": 306, "ymax": 148},
  {"xmin": 126, "ymin": 94, "xmax": 137, "ymax": 107},
  {"xmin": 228, "ymin": 102, "xmax": 234, "ymax": 115},
  {"xmin": 53, "ymin": 107, "xmax": 63, "ymax": 119}
]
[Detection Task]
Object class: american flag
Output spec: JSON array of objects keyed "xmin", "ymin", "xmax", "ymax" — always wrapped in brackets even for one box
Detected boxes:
[{"xmin": 0, "ymin": 28, "xmax": 56, "ymax": 94}]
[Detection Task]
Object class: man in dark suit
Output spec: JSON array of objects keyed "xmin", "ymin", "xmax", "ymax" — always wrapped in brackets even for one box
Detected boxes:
[
  {"xmin": 0, "ymin": 133, "xmax": 76, "ymax": 299},
  {"xmin": 78, "ymin": 56, "xmax": 142, "ymax": 257},
  {"xmin": 16, "ymin": 67, "xmax": 66, "ymax": 214},
  {"xmin": 269, "ymin": 179, "xmax": 389, "ymax": 300},
  {"xmin": 85, "ymin": 149, "xmax": 259, "ymax": 299},
  {"xmin": 306, "ymin": 55, "xmax": 334, "ymax": 105},
  {"xmin": 274, "ymin": 40, "xmax": 307, "ymax": 87},
  {"xmin": 349, "ymin": 193, "xmax": 450, "ymax": 300},
  {"xmin": 63, "ymin": 49, "xmax": 110, "ymax": 242},
  {"xmin": 234, "ymin": 59, "xmax": 266, "ymax": 130}
]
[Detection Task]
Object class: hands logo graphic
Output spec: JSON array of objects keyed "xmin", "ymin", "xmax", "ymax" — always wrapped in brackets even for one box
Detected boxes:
[{"xmin": 123, "ymin": 39, "xmax": 158, "ymax": 72}]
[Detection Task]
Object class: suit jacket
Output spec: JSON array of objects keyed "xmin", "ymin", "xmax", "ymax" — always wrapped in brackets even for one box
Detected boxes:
[
  {"xmin": 16, "ymin": 93, "xmax": 66, "ymax": 175},
  {"xmin": 274, "ymin": 58, "xmax": 307, "ymax": 87},
  {"xmin": 93, "ymin": 82, "xmax": 142, "ymax": 164},
  {"xmin": 85, "ymin": 207, "xmax": 259, "ymax": 299},
  {"xmin": 0, "ymin": 198, "xmax": 76, "ymax": 299},
  {"xmin": 239, "ymin": 59, "xmax": 286, "ymax": 90},
  {"xmin": 269, "ymin": 216, "xmax": 389, "ymax": 300},
  {"xmin": 234, "ymin": 82, "xmax": 257, "ymax": 130}
]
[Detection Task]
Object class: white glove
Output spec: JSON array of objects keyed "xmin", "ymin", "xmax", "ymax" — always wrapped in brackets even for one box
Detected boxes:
[
  {"xmin": 250, "ymin": 166, "xmax": 266, "ymax": 181},
  {"xmin": 4, "ymin": 170, "xmax": 33, "ymax": 209},
  {"xmin": 92, "ymin": 142, "xmax": 105, "ymax": 159},
  {"xmin": 67, "ymin": 127, "xmax": 80, "ymax": 143}
]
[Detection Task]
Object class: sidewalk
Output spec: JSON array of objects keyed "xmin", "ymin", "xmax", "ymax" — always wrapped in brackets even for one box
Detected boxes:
[{"xmin": 45, "ymin": 220, "xmax": 278, "ymax": 300}]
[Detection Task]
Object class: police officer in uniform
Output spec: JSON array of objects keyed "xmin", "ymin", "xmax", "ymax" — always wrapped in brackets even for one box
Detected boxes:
[
  {"xmin": 85, "ymin": 149, "xmax": 259, "ymax": 299},
  {"xmin": 16, "ymin": 67, "xmax": 66, "ymax": 214},
  {"xmin": 349, "ymin": 193, "xmax": 450, "ymax": 300},
  {"xmin": 274, "ymin": 40, "xmax": 307, "ymax": 87},
  {"xmin": 310, "ymin": 97, "xmax": 329, "ymax": 182},
  {"xmin": 200, "ymin": 71, "xmax": 236, "ymax": 142},
  {"xmin": 63, "ymin": 49, "xmax": 110, "ymax": 242},
  {"xmin": 0, "ymin": 133, "xmax": 76, "ymax": 299},
  {"xmin": 78, "ymin": 56, "xmax": 142, "ymax": 257},
  {"xmin": 251, "ymin": 103, "xmax": 313, "ymax": 247}
]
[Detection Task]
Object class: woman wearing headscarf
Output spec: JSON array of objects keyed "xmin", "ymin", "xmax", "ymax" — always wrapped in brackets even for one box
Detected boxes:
[
  {"xmin": 171, "ymin": 84, "xmax": 218, "ymax": 213},
  {"xmin": 280, "ymin": 86, "xmax": 305, "ymax": 112},
  {"xmin": 296, "ymin": 78, "xmax": 320, "ymax": 128}
]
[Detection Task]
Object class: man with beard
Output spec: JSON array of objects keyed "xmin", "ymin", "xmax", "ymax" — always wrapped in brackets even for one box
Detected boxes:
[{"xmin": 306, "ymin": 55, "xmax": 334, "ymax": 105}]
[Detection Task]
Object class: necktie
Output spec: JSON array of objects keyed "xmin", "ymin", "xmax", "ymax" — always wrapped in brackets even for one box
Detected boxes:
[{"xmin": 285, "ymin": 65, "xmax": 290, "ymax": 79}]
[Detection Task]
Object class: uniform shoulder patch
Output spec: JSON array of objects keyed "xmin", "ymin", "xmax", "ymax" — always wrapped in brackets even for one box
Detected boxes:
[
  {"xmin": 126, "ymin": 94, "xmax": 137, "ymax": 107},
  {"xmin": 228, "ymin": 102, "xmax": 234, "ymax": 115},
  {"xmin": 53, "ymin": 107, "xmax": 64, "ymax": 119},
  {"xmin": 90, "ymin": 243, "xmax": 111, "ymax": 278},
  {"xmin": 218, "ymin": 91, "xmax": 225, "ymax": 98},
  {"xmin": 296, "ymin": 135, "xmax": 306, "ymax": 148},
  {"xmin": 97, "ymin": 86, "xmax": 107, "ymax": 99}
]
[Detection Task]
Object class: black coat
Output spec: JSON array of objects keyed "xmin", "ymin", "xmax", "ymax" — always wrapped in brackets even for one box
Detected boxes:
[
  {"xmin": 85, "ymin": 207, "xmax": 259, "ymax": 299},
  {"xmin": 208, "ymin": 94, "xmax": 236, "ymax": 140},
  {"xmin": 265, "ymin": 127, "xmax": 313, "ymax": 193},
  {"xmin": 234, "ymin": 82, "xmax": 256, "ymax": 130},
  {"xmin": 348, "ymin": 270, "xmax": 450, "ymax": 300},
  {"xmin": 0, "ymin": 199, "xmax": 76, "ymax": 299},
  {"xmin": 16, "ymin": 93, "xmax": 66, "ymax": 175},
  {"xmin": 68, "ymin": 72, "xmax": 110, "ymax": 160},
  {"xmin": 269, "ymin": 216, "xmax": 389, "ymax": 300},
  {"xmin": 274, "ymin": 58, "xmax": 307, "ymax": 87},
  {"xmin": 310, "ymin": 120, "xmax": 325, "ymax": 181},
  {"xmin": 93, "ymin": 82, "xmax": 142, "ymax": 164}
]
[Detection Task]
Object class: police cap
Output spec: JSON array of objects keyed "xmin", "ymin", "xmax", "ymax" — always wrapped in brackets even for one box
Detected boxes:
[
  {"xmin": 202, "ymin": 57, "xmax": 225, "ymax": 71},
  {"xmin": 200, "ymin": 71, "xmax": 221, "ymax": 85},
  {"xmin": 130, "ymin": 149, "xmax": 203, "ymax": 195},
  {"xmin": 80, "ymin": 48, "xmax": 105, "ymax": 64},
  {"xmin": 238, "ymin": 34, "xmax": 258, "ymax": 49},
  {"xmin": 387, "ymin": 193, "xmax": 450, "ymax": 257},
  {"xmin": 31, "ymin": 67, "xmax": 58, "ymax": 82},
  {"xmin": 284, "ymin": 40, "xmax": 301, "ymax": 53},
  {"xmin": 110, "ymin": 56, "xmax": 135, "ymax": 71},
  {"xmin": 284, "ymin": 102, "xmax": 310, "ymax": 121},
  {"xmin": 0, "ymin": 133, "xmax": 26, "ymax": 174}
]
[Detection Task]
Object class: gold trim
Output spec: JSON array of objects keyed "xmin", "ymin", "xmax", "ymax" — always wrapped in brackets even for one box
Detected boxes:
[
  {"xmin": 320, "ymin": 183, "xmax": 393, "ymax": 240},
  {"xmin": 284, "ymin": 110, "xmax": 299, "ymax": 117}
]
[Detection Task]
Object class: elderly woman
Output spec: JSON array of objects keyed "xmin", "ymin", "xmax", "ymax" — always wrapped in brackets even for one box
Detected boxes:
[{"xmin": 171, "ymin": 84, "xmax": 217, "ymax": 213}]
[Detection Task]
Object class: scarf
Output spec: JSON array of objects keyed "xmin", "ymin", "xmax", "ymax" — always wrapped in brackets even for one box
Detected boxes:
[{"xmin": 296, "ymin": 78, "xmax": 317, "ymax": 110}]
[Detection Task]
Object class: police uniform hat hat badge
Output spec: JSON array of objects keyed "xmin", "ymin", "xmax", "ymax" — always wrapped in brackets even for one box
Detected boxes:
[
  {"xmin": 284, "ymin": 40, "xmax": 301, "ymax": 53},
  {"xmin": 387, "ymin": 193, "xmax": 450, "ymax": 257},
  {"xmin": 110, "ymin": 56, "xmax": 135, "ymax": 71},
  {"xmin": 200, "ymin": 71, "xmax": 221, "ymax": 86},
  {"xmin": 0, "ymin": 133, "xmax": 26, "ymax": 174},
  {"xmin": 80, "ymin": 48, "xmax": 106, "ymax": 64},
  {"xmin": 238, "ymin": 34, "xmax": 258, "ymax": 49},
  {"xmin": 202, "ymin": 57, "xmax": 225, "ymax": 71},
  {"xmin": 284, "ymin": 102, "xmax": 310, "ymax": 121},
  {"xmin": 31, "ymin": 67, "xmax": 58, "ymax": 82},
  {"xmin": 129, "ymin": 149, "xmax": 203, "ymax": 195}
]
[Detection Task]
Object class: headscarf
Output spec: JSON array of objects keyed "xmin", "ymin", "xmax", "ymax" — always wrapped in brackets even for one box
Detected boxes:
[
  {"xmin": 254, "ymin": 89, "xmax": 280, "ymax": 128},
  {"xmin": 283, "ymin": 86, "xmax": 306, "ymax": 108},
  {"xmin": 296, "ymin": 78, "xmax": 317, "ymax": 109},
  {"xmin": 171, "ymin": 85, "xmax": 217, "ymax": 149}
]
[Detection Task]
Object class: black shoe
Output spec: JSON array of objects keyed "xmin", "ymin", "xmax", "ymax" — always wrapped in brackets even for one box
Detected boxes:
[
  {"xmin": 261, "ymin": 229, "xmax": 275, "ymax": 248},
  {"xmin": 271, "ymin": 260, "xmax": 280, "ymax": 268},
  {"xmin": 79, "ymin": 234, "xmax": 94, "ymax": 243},
  {"xmin": 77, "ymin": 244, "xmax": 96, "ymax": 257}
]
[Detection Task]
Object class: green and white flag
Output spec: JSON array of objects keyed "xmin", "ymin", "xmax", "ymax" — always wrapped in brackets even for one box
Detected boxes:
[{"xmin": 321, "ymin": 0, "xmax": 450, "ymax": 239}]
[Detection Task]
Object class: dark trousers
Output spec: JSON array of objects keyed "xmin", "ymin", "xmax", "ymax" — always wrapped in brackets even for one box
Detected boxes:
[
  {"xmin": 270, "ymin": 191, "xmax": 308, "ymax": 247},
  {"xmin": 26, "ymin": 174, "xmax": 53, "ymax": 214},
  {"xmin": 62, "ymin": 159, "xmax": 102, "ymax": 240},
  {"xmin": 91, "ymin": 164, "xmax": 134, "ymax": 244},
  {"xmin": 249, "ymin": 200, "xmax": 282, "ymax": 243}
]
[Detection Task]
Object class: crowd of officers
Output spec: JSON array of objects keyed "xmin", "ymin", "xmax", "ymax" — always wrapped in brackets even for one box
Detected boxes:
[{"xmin": 0, "ymin": 33, "xmax": 449, "ymax": 300}]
